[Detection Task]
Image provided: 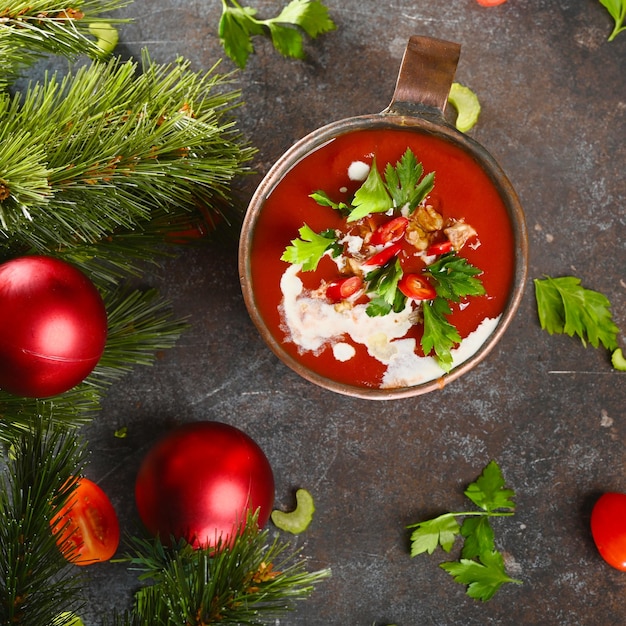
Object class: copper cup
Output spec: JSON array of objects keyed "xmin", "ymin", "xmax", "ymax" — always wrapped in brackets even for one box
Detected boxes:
[{"xmin": 239, "ymin": 36, "xmax": 528, "ymax": 400}]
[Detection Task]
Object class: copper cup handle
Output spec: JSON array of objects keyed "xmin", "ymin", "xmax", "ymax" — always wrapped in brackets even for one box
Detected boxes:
[{"xmin": 384, "ymin": 35, "xmax": 461, "ymax": 118}]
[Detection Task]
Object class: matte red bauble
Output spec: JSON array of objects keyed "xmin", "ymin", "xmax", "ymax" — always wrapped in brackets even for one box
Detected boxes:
[
  {"xmin": 0, "ymin": 255, "xmax": 108, "ymax": 398},
  {"xmin": 135, "ymin": 421, "xmax": 275, "ymax": 549}
]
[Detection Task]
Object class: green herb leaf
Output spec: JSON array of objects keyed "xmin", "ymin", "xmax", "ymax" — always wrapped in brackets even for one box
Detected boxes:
[
  {"xmin": 349, "ymin": 148, "xmax": 434, "ymax": 221},
  {"xmin": 421, "ymin": 297, "xmax": 461, "ymax": 371},
  {"xmin": 383, "ymin": 147, "xmax": 436, "ymax": 213},
  {"xmin": 365, "ymin": 259, "xmax": 405, "ymax": 316},
  {"xmin": 407, "ymin": 460, "xmax": 518, "ymax": 602},
  {"xmin": 275, "ymin": 0, "xmax": 336, "ymax": 37},
  {"xmin": 460, "ymin": 516, "xmax": 495, "ymax": 560},
  {"xmin": 440, "ymin": 550, "xmax": 521, "ymax": 602},
  {"xmin": 219, "ymin": 0, "xmax": 336, "ymax": 69},
  {"xmin": 281, "ymin": 224, "xmax": 337, "ymax": 271},
  {"xmin": 599, "ymin": 0, "xmax": 626, "ymax": 41},
  {"xmin": 348, "ymin": 157, "xmax": 392, "ymax": 221},
  {"xmin": 408, "ymin": 513, "xmax": 461, "ymax": 556},
  {"xmin": 425, "ymin": 253, "xmax": 485, "ymax": 302},
  {"xmin": 534, "ymin": 276, "xmax": 619, "ymax": 351},
  {"xmin": 268, "ymin": 22, "xmax": 306, "ymax": 58},
  {"xmin": 218, "ymin": 3, "xmax": 263, "ymax": 69},
  {"xmin": 310, "ymin": 190, "xmax": 350, "ymax": 215},
  {"xmin": 464, "ymin": 460, "xmax": 516, "ymax": 513}
]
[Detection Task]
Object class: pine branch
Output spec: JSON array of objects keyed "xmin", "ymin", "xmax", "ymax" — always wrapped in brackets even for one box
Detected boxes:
[
  {"xmin": 1, "ymin": 0, "xmax": 130, "ymax": 87},
  {"xmin": 0, "ymin": 50, "xmax": 255, "ymax": 255},
  {"xmin": 108, "ymin": 520, "xmax": 331, "ymax": 625},
  {"xmin": 0, "ymin": 421, "xmax": 88, "ymax": 624}
]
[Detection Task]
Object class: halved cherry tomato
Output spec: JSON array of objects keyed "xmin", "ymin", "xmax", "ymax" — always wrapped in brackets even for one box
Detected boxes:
[
  {"xmin": 50, "ymin": 477, "xmax": 120, "ymax": 566},
  {"xmin": 398, "ymin": 273, "xmax": 436, "ymax": 301},
  {"xmin": 591, "ymin": 492, "xmax": 626, "ymax": 571},
  {"xmin": 326, "ymin": 276, "xmax": 363, "ymax": 302},
  {"xmin": 363, "ymin": 242, "xmax": 402, "ymax": 267},
  {"xmin": 370, "ymin": 216, "xmax": 409, "ymax": 246},
  {"xmin": 426, "ymin": 240, "xmax": 453, "ymax": 256}
]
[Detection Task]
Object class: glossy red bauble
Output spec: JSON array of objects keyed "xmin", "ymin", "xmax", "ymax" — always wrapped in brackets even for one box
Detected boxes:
[
  {"xmin": 135, "ymin": 421, "xmax": 275, "ymax": 549},
  {"xmin": 0, "ymin": 255, "xmax": 107, "ymax": 398}
]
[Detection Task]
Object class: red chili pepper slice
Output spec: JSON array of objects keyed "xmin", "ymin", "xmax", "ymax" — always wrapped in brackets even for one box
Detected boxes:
[
  {"xmin": 475, "ymin": 0, "xmax": 507, "ymax": 5},
  {"xmin": 363, "ymin": 242, "xmax": 402, "ymax": 267},
  {"xmin": 370, "ymin": 216, "xmax": 409, "ymax": 246},
  {"xmin": 398, "ymin": 274, "xmax": 436, "ymax": 301},
  {"xmin": 326, "ymin": 276, "xmax": 364, "ymax": 302},
  {"xmin": 426, "ymin": 240, "xmax": 453, "ymax": 256}
]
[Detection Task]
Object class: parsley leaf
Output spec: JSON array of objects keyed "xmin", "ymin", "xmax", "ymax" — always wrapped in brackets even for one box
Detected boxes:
[
  {"xmin": 407, "ymin": 460, "xmax": 519, "ymax": 602},
  {"xmin": 347, "ymin": 149, "xmax": 435, "ymax": 221},
  {"xmin": 440, "ymin": 550, "xmax": 521, "ymax": 602},
  {"xmin": 218, "ymin": 2, "xmax": 262, "ymax": 69},
  {"xmin": 464, "ymin": 459, "xmax": 516, "ymax": 512},
  {"xmin": 364, "ymin": 259, "xmax": 406, "ymax": 316},
  {"xmin": 348, "ymin": 157, "xmax": 392, "ymax": 222},
  {"xmin": 425, "ymin": 253, "xmax": 485, "ymax": 302},
  {"xmin": 309, "ymin": 190, "xmax": 350, "ymax": 215},
  {"xmin": 599, "ymin": 0, "xmax": 626, "ymax": 41},
  {"xmin": 219, "ymin": 0, "xmax": 336, "ymax": 69},
  {"xmin": 409, "ymin": 513, "xmax": 461, "ymax": 556},
  {"xmin": 384, "ymin": 148, "xmax": 435, "ymax": 213},
  {"xmin": 460, "ymin": 516, "xmax": 495, "ymax": 560},
  {"xmin": 281, "ymin": 224, "xmax": 337, "ymax": 271},
  {"xmin": 534, "ymin": 276, "xmax": 619, "ymax": 351},
  {"xmin": 421, "ymin": 297, "xmax": 461, "ymax": 371}
]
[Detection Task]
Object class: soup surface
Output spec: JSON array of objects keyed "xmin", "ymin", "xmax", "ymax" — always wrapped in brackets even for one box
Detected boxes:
[{"xmin": 247, "ymin": 127, "xmax": 515, "ymax": 390}]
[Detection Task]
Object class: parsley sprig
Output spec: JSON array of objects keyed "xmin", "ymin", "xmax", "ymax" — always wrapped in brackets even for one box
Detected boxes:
[
  {"xmin": 425, "ymin": 253, "xmax": 486, "ymax": 302},
  {"xmin": 280, "ymin": 224, "xmax": 338, "ymax": 271},
  {"xmin": 346, "ymin": 149, "xmax": 435, "ymax": 222},
  {"xmin": 219, "ymin": 0, "xmax": 336, "ymax": 69},
  {"xmin": 599, "ymin": 0, "xmax": 626, "ymax": 41},
  {"xmin": 534, "ymin": 275, "xmax": 624, "ymax": 371},
  {"xmin": 365, "ymin": 259, "xmax": 405, "ymax": 316},
  {"xmin": 422, "ymin": 253, "xmax": 486, "ymax": 370},
  {"xmin": 408, "ymin": 460, "xmax": 522, "ymax": 602}
]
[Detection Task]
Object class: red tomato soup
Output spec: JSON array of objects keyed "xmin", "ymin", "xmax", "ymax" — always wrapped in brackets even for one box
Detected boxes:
[{"xmin": 248, "ymin": 128, "xmax": 515, "ymax": 390}]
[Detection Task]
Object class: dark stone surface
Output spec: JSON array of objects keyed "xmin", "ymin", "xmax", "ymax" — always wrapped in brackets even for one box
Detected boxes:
[{"xmin": 44, "ymin": 0, "xmax": 626, "ymax": 623}]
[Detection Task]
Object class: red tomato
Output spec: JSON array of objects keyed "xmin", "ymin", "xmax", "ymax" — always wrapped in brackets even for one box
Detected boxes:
[
  {"xmin": 370, "ymin": 216, "xmax": 409, "ymax": 245},
  {"xmin": 326, "ymin": 276, "xmax": 363, "ymax": 302},
  {"xmin": 50, "ymin": 477, "xmax": 120, "ymax": 566},
  {"xmin": 363, "ymin": 242, "xmax": 402, "ymax": 267},
  {"xmin": 398, "ymin": 273, "xmax": 436, "ymax": 301},
  {"xmin": 426, "ymin": 240, "xmax": 453, "ymax": 256},
  {"xmin": 135, "ymin": 421, "xmax": 275, "ymax": 549},
  {"xmin": 475, "ymin": 0, "xmax": 507, "ymax": 6},
  {"xmin": 591, "ymin": 492, "xmax": 626, "ymax": 570}
]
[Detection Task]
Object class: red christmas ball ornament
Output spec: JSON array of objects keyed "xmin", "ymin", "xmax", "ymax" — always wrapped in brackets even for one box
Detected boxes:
[
  {"xmin": 0, "ymin": 255, "xmax": 108, "ymax": 398},
  {"xmin": 135, "ymin": 421, "xmax": 275, "ymax": 549}
]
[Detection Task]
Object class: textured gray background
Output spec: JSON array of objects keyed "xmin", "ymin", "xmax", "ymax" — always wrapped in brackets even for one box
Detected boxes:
[{"xmin": 42, "ymin": 0, "xmax": 626, "ymax": 624}]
